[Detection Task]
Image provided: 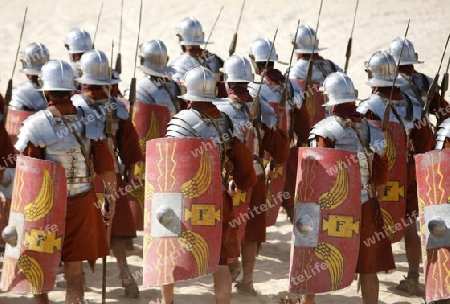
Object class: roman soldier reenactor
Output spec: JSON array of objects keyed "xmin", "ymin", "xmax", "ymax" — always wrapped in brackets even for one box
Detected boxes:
[
  {"xmin": 387, "ymin": 37, "xmax": 444, "ymax": 295},
  {"xmin": 357, "ymin": 50, "xmax": 436, "ymax": 296},
  {"xmin": 6, "ymin": 59, "xmax": 117, "ymax": 303},
  {"xmin": 124, "ymin": 39, "xmax": 181, "ymax": 115},
  {"xmin": 230, "ymin": 39, "xmax": 290, "ymax": 296},
  {"xmin": 169, "ymin": 17, "xmax": 227, "ymax": 97},
  {"xmin": 298, "ymin": 72, "xmax": 395, "ymax": 304},
  {"xmin": 6, "ymin": 42, "xmax": 49, "ymax": 142},
  {"xmin": 289, "ymin": 24, "xmax": 341, "ymax": 126},
  {"xmin": 145, "ymin": 66, "xmax": 255, "ymax": 304},
  {"xmin": 72, "ymin": 50, "xmax": 143, "ymax": 298},
  {"xmin": 64, "ymin": 28, "xmax": 93, "ymax": 80}
]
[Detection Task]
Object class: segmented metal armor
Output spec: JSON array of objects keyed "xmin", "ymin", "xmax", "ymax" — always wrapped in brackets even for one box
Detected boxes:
[
  {"xmin": 166, "ymin": 109, "xmax": 232, "ymax": 153},
  {"xmin": 123, "ymin": 76, "xmax": 178, "ymax": 116},
  {"xmin": 248, "ymin": 79, "xmax": 303, "ymax": 110},
  {"xmin": 309, "ymin": 116, "xmax": 385, "ymax": 203},
  {"xmin": 15, "ymin": 107, "xmax": 105, "ymax": 197},
  {"xmin": 357, "ymin": 93, "xmax": 422, "ymax": 131},
  {"xmin": 435, "ymin": 118, "xmax": 450, "ymax": 150}
]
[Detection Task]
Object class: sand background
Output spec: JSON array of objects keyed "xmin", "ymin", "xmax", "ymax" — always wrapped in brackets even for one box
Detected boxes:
[{"xmin": 0, "ymin": 0, "xmax": 449, "ymax": 303}]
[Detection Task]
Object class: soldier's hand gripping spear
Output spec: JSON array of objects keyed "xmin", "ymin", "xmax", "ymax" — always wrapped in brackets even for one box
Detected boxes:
[
  {"xmin": 343, "ymin": 0, "xmax": 359, "ymax": 74},
  {"xmin": 4, "ymin": 6, "xmax": 28, "ymax": 118},
  {"xmin": 423, "ymin": 33, "xmax": 450, "ymax": 120},
  {"xmin": 441, "ymin": 54, "xmax": 450, "ymax": 97},
  {"xmin": 229, "ymin": 0, "xmax": 245, "ymax": 56}
]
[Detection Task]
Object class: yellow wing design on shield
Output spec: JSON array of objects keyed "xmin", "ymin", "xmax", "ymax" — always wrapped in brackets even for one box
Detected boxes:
[
  {"xmin": 178, "ymin": 230, "xmax": 209, "ymax": 276},
  {"xmin": 314, "ymin": 242, "xmax": 344, "ymax": 291},
  {"xmin": 23, "ymin": 169, "xmax": 54, "ymax": 221},
  {"xmin": 317, "ymin": 160, "xmax": 348, "ymax": 210},
  {"xmin": 180, "ymin": 151, "xmax": 211, "ymax": 199}
]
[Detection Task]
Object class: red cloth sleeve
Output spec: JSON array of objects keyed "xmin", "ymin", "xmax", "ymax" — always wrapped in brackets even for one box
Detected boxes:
[
  {"xmin": 444, "ymin": 138, "xmax": 450, "ymax": 149},
  {"xmin": 0, "ymin": 94, "xmax": 4, "ymax": 115},
  {"xmin": 314, "ymin": 136, "xmax": 335, "ymax": 148},
  {"xmin": 293, "ymin": 106, "xmax": 311, "ymax": 145},
  {"xmin": 261, "ymin": 125, "xmax": 290, "ymax": 164},
  {"xmin": 21, "ymin": 143, "xmax": 44, "ymax": 159},
  {"xmin": 0, "ymin": 124, "xmax": 16, "ymax": 168},
  {"xmin": 410, "ymin": 121, "xmax": 436, "ymax": 153},
  {"xmin": 372, "ymin": 154, "xmax": 389, "ymax": 186},
  {"xmin": 116, "ymin": 118, "xmax": 144, "ymax": 164},
  {"xmin": 227, "ymin": 138, "xmax": 256, "ymax": 190},
  {"xmin": 91, "ymin": 139, "xmax": 115, "ymax": 174}
]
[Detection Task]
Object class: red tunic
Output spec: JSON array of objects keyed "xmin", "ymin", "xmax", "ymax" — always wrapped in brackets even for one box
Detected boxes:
[
  {"xmin": 21, "ymin": 99, "xmax": 114, "ymax": 263},
  {"xmin": 191, "ymin": 102, "xmax": 256, "ymax": 261},
  {"xmin": 80, "ymin": 86, "xmax": 143, "ymax": 237},
  {"xmin": 0, "ymin": 94, "xmax": 16, "ymax": 171},
  {"xmin": 283, "ymin": 105, "xmax": 311, "ymax": 210},
  {"xmin": 245, "ymin": 123, "xmax": 290, "ymax": 243}
]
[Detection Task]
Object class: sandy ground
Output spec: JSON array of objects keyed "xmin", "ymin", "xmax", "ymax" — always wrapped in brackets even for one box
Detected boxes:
[
  {"xmin": 0, "ymin": 218, "xmax": 428, "ymax": 304},
  {"xmin": 0, "ymin": 0, "xmax": 449, "ymax": 303}
]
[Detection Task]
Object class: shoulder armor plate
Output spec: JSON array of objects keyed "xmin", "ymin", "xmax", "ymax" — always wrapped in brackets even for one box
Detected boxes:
[{"xmin": 10, "ymin": 81, "xmax": 47, "ymax": 111}]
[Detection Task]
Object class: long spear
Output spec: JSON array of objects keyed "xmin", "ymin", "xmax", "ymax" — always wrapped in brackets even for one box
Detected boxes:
[
  {"xmin": 203, "ymin": 5, "xmax": 225, "ymax": 53},
  {"xmin": 303, "ymin": 0, "xmax": 324, "ymax": 116},
  {"xmin": 229, "ymin": 0, "xmax": 245, "ymax": 56},
  {"xmin": 129, "ymin": 0, "xmax": 144, "ymax": 117},
  {"xmin": 382, "ymin": 20, "xmax": 410, "ymax": 131},
  {"xmin": 343, "ymin": 0, "xmax": 359, "ymax": 74},
  {"xmin": 115, "ymin": 0, "xmax": 124, "ymax": 74},
  {"xmin": 92, "ymin": 1, "xmax": 104, "ymax": 47},
  {"xmin": 441, "ymin": 56, "xmax": 450, "ymax": 97},
  {"xmin": 424, "ymin": 33, "xmax": 450, "ymax": 117},
  {"xmin": 102, "ymin": 39, "xmax": 114, "ymax": 304},
  {"xmin": 4, "ymin": 6, "xmax": 28, "ymax": 117},
  {"xmin": 279, "ymin": 19, "xmax": 300, "ymax": 129}
]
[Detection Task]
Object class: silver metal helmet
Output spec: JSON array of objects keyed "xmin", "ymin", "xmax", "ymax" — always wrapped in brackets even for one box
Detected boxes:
[
  {"xmin": 39, "ymin": 60, "xmax": 77, "ymax": 91},
  {"xmin": 138, "ymin": 39, "xmax": 175, "ymax": 77},
  {"xmin": 65, "ymin": 28, "xmax": 93, "ymax": 54},
  {"xmin": 387, "ymin": 37, "xmax": 423, "ymax": 66},
  {"xmin": 178, "ymin": 66, "xmax": 221, "ymax": 102},
  {"xmin": 76, "ymin": 49, "xmax": 120, "ymax": 86},
  {"xmin": 175, "ymin": 17, "xmax": 206, "ymax": 46},
  {"xmin": 249, "ymin": 38, "xmax": 278, "ymax": 62},
  {"xmin": 364, "ymin": 51, "xmax": 397, "ymax": 87},
  {"xmin": 19, "ymin": 42, "xmax": 50, "ymax": 75},
  {"xmin": 321, "ymin": 72, "xmax": 357, "ymax": 106},
  {"xmin": 221, "ymin": 55, "xmax": 254, "ymax": 83},
  {"xmin": 292, "ymin": 25, "xmax": 326, "ymax": 54}
]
